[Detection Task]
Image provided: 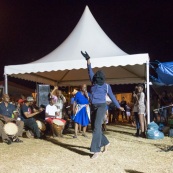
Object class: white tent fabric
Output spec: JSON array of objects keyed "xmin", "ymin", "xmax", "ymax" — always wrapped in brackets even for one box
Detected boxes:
[
  {"xmin": 4, "ymin": 6, "xmax": 149, "ymax": 87},
  {"xmin": 4, "ymin": 6, "xmax": 151, "ymax": 123}
]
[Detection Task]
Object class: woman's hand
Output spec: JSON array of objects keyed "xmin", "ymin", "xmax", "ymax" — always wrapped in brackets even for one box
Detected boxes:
[
  {"xmin": 81, "ymin": 51, "xmax": 90, "ymax": 60},
  {"xmin": 84, "ymin": 90, "xmax": 89, "ymax": 98}
]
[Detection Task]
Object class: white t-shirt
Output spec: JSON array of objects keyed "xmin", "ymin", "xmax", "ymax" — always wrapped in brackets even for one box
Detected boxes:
[{"xmin": 45, "ymin": 104, "xmax": 59, "ymax": 117}]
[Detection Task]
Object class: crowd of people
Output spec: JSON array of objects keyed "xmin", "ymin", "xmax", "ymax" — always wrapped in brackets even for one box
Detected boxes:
[
  {"xmin": 1, "ymin": 51, "xmax": 172, "ymax": 159},
  {"xmin": 150, "ymin": 90, "xmax": 173, "ymax": 123},
  {"xmin": 0, "ymin": 51, "xmax": 125, "ymax": 159},
  {"xmin": 0, "ymin": 89, "xmax": 68, "ymax": 145}
]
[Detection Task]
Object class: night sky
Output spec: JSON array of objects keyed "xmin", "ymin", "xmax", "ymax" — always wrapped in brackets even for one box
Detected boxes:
[{"xmin": 1, "ymin": 0, "xmax": 173, "ymax": 89}]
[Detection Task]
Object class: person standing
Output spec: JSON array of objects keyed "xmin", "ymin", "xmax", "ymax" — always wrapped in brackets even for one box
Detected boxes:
[
  {"xmin": 137, "ymin": 84, "xmax": 147, "ymax": 138},
  {"xmin": 51, "ymin": 86, "xmax": 66, "ymax": 119},
  {"xmin": 132, "ymin": 86, "xmax": 140, "ymax": 137},
  {"xmin": 159, "ymin": 90, "xmax": 170, "ymax": 124},
  {"xmin": 73, "ymin": 84, "xmax": 90, "ymax": 138},
  {"xmin": 120, "ymin": 97, "xmax": 127, "ymax": 122},
  {"xmin": 81, "ymin": 51, "xmax": 124, "ymax": 159}
]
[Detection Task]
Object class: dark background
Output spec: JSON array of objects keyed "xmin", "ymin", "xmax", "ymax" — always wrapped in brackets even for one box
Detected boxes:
[{"xmin": 1, "ymin": 0, "xmax": 173, "ymax": 92}]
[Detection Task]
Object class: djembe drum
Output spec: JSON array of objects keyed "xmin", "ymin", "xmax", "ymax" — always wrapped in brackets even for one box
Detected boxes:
[
  {"xmin": 36, "ymin": 120, "xmax": 46, "ymax": 132},
  {"xmin": 4, "ymin": 122, "xmax": 18, "ymax": 136},
  {"xmin": 52, "ymin": 119, "xmax": 64, "ymax": 137}
]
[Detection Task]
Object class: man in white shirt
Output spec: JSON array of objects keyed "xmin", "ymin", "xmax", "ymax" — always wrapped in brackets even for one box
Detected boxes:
[{"xmin": 45, "ymin": 97, "xmax": 66, "ymax": 137}]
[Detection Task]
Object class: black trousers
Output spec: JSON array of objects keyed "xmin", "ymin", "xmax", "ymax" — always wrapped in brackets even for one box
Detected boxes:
[{"xmin": 90, "ymin": 103, "xmax": 109, "ymax": 152}]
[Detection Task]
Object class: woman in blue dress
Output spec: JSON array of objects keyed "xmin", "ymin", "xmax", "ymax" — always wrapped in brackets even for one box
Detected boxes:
[{"xmin": 73, "ymin": 84, "xmax": 90, "ymax": 138}]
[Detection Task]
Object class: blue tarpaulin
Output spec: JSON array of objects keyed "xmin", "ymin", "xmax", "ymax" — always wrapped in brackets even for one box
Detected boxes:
[
  {"xmin": 150, "ymin": 75, "xmax": 165, "ymax": 86},
  {"xmin": 156, "ymin": 62, "xmax": 173, "ymax": 85}
]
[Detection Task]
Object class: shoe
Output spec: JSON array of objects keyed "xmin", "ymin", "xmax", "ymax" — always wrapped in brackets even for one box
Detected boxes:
[
  {"xmin": 3, "ymin": 139, "xmax": 12, "ymax": 145},
  {"xmin": 135, "ymin": 129, "xmax": 140, "ymax": 137},
  {"xmin": 73, "ymin": 135, "xmax": 77, "ymax": 138},
  {"xmin": 25, "ymin": 130, "xmax": 34, "ymax": 138},
  {"xmin": 91, "ymin": 152, "xmax": 100, "ymax": 159},
  {"xmin": 140, "ymin": 132, "xmax": 146, "ymax": 138},
  {"xmin": 10, "ymin": 137, "xmax": 23, "ymax": 143},
  {"xmin": 102, "ymin": 143, "xmax": 110, "ymax": 153},
  {"xmin": 135, "ymin": 133, "xmax": 140, "ymax": 137}
]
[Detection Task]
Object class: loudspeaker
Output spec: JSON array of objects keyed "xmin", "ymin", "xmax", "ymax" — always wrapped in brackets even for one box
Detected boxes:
[
  {"xmin": 0, "ymin": 86, "xmax": 4, "ymax": 98},
  {"xmin": 37, "ymin": 84, "xmax": 50, "ymax": 107}
]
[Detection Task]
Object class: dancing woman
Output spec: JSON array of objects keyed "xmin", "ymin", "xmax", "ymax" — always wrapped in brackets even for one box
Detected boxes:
[{"xmin": 81, "ymin": 51, "xmax": 124, "ymax": 159}]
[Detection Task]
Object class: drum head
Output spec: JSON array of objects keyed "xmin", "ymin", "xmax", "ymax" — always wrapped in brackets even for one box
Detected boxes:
[
  {"xmin": 52, "ymin": 119, "xmax": 64, "ymax": 126},
  {"xmin": 4, "ymin": 122, "xmax": 18, "ymax": 136},
  {"xmin": 36, "ymin": 120, "xmax": 46, "ymax": 131}
]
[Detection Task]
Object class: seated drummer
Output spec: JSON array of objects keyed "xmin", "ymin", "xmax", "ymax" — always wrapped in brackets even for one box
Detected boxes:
[
  {"xmin": 0, "ymin": 94, "xmax": 24, "ymax": 144},
  {"xmin": 20, "ymin": 96, "xmax": 42, "ymax": 139},
  {"xmin": 45, "ymin": 97, "xmax": 66, "ymax": 137}
]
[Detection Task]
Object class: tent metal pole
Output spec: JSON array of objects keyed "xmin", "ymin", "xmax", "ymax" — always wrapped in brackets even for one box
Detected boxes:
[
  {"xmin": 4, "ymin": 74, "xmax": 8, "ymax": 94},
  {"xmin": 146, "ymin": 60, "xmax": 150, "ymax": 124}
]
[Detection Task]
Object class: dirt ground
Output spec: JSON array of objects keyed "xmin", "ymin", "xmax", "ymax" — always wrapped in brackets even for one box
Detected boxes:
[{"xmin": 0, "ymin": 124, "xmax": 173, "ymax": 173}]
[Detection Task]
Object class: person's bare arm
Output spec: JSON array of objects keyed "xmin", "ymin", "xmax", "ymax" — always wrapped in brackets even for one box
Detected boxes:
[
  {"xmin": 51, "ymin": 86, "xmax": 58, "ymax": 96},
  {"xmin": 23, "ymin": 111, "xmax": 40, "ymax": 118},
  {"xmin": 73, "ymin": 101, "xmax": 77, "ymax": 115}
]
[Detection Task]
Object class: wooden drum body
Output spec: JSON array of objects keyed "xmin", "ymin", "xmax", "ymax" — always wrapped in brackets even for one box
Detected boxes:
[{"xmin": 52, "ymin": 119, "xmax": 64, "ymax": 137}]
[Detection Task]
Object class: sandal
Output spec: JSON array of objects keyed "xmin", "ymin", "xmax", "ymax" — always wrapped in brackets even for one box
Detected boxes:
[
  {"xmin": 11, "ymin": 137, "xmax": 23, "ymax": 143},
  {"xmin": 14, "ymin": 138, "xmax": 23, "ymax": 143},
  {"xmin": 3, "ymin": 139, "xmax": 12, "ymax": 145}
]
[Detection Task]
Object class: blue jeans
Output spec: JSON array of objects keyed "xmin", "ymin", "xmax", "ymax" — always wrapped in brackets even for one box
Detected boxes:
[
  {"xmin": 23, "ymin": 118, "xmax": 41, "ymax": 138},
  {"xmin": 134, "ymin": 112, "xmax": 140, "ymax": 130},
  {"xmin": 161, "ymin": 108, "xmax": 167, "ymax": 119},
  {"xmin": 90, "ymin": 103, "xmax": 109, "ymax": 152}
]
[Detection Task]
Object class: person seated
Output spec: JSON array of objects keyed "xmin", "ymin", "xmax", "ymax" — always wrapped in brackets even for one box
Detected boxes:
[
  {"xmin": 20, "ymin": 96, "xmax": 42, "ymax": 139},
  {"xmin": 0, "ymin": 94, "xmax": 24, "ymax": 144},
  {"xmin": 45, "ymin": 97, "xmax": 66, "ymax": 137}
]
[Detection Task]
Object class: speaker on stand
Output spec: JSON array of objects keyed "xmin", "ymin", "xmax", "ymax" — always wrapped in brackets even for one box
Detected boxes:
[{"xmin": 37, "ymin": 84, "xmax": 50, "ymax": 107}]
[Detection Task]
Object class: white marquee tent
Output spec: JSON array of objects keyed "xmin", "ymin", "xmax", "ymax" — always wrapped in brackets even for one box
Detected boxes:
[{"xmin": 4, "ymin": 6, "xmax": 150, "ymax": 122}]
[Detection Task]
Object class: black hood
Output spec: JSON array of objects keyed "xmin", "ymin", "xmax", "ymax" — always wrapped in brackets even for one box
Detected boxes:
[{"xmin": 92, "ymin": 70, "xmax": 105, "ymax": 86}]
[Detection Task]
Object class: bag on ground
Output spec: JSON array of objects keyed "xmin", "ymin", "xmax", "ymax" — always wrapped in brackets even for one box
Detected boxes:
[{"xmin": 146, "ymin": 121, "xmax": 164, "ymax": 140}]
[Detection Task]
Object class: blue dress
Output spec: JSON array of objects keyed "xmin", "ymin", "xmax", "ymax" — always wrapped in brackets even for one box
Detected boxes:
[{"xmin": 74, "ymin": 91, "xmax": 90, "ymax": 126}]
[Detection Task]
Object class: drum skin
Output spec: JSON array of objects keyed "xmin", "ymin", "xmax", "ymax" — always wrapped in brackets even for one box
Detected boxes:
[
  {"xmin": 36, "ymin": 120, "xmax": 46, "ymax": 131},
  {"xmin": 4, "ymin": 122, "xmax": 18, "ymax": 136}
]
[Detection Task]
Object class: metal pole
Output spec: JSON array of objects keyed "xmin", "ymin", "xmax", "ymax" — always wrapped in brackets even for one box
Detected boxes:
[
  {"xmin": 4, "ymin": 74, "xmax": 8, "ymax": 94},
  {"xmin": 146, "ymin": 60, "xmax": 150, "ymax": 124}
]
